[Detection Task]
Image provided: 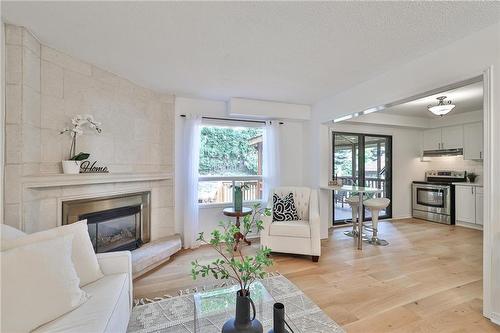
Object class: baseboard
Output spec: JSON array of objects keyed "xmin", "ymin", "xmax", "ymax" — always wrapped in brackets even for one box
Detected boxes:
[
  {"xmin": 456, "ymin": 220, "xmax": 483, "ymax": 231},
  {"xmin": 388, "ymin": 215, "xmax": 413, "ymax": 220},
  {"xmin": 490, "ymin": 312, "xmax": 500, "ymax": 325}
]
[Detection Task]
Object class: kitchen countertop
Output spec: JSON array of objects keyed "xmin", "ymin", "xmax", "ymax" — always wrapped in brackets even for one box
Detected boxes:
[{"xmin": 452, "ymin": 182, "xmax": 483, "ymax": 187}]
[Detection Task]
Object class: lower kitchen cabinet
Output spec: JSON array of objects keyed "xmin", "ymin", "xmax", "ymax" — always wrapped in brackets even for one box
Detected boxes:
[
  {"xmin": 475, "ymin": 187, "xmax": 483, "ymax": 226},
  {"xmin": 455, "ymin": 185, "xmax": 483, "ymax": 229}
]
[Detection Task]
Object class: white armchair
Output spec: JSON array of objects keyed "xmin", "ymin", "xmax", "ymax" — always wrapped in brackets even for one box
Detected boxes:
[{"xmin": 260, "ymin": 187, "xmax": 321, "ymax": 262}]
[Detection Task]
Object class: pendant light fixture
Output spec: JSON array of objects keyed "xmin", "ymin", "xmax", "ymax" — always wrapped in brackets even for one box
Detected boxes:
[{"xmin": 427, "ymin": 96, "xmax": 455, "ymax": 116}]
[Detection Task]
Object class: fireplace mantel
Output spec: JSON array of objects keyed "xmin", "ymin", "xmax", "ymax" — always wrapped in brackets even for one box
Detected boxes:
[{"xmin": 22, "ymin": 172, "xmax": 173, "ymax": 189}]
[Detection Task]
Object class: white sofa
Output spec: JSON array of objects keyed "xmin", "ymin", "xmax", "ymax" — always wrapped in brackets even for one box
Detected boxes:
[
  {"xmin": 261, "ymin": 187, "xmax": 321, "ymax": 261},
  {"xmin": 1, "ymin": 225, "xmax": 133, "ymax": 333}
]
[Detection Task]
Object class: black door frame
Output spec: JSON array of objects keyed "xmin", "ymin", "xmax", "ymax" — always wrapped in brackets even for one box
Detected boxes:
[{"xmin": 332, "ymin": 131, "xmax": 393, "ymax": 224}]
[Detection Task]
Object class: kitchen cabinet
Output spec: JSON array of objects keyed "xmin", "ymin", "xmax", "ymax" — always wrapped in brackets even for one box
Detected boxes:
[
  {"xmin": 441, "ymin": 125, "xmax": 463, "ymax": 149},
  {"xmin": 423, "ymin": 125, "xmax": 463, "ymax": 150},
  {"xmin": 463, "ymin": 122, "xmax": 483, "ymax": 160},
  {"xmin": 455, "ymin": 186, "xmax": 475, "ymax": 224},
  {"xmin": 455, "ymin": 184, "xmax": 483, "ymax": 228},
  {"xmin": 423, "ymin": 128, "xmax": 442, "ymax": 150},
  {"xmin": 475, "ymin": 187, "xmax": 483, "ymax": 226}
]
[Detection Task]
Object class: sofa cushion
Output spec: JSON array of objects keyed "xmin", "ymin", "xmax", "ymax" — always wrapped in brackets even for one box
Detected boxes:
[
  {"xmin": 34, "ymin": 273, "xmax": 129, "ymax": 333},
  {"xmin": 2, "ymin": 220, "xmax": 103, "ymax": 286},
  {"xmin": 1, "ymin": 224, "xmax": 26, "ymax": 240},
  {"xmin": 1, "ymin": 235, "xmax": 89, "ymax": 333},
  {"xmin": 269, "ymin": 221, "xmax": 311, "ymax": 238}
]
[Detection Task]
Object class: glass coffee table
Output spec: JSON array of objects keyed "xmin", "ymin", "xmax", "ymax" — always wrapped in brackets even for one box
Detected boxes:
[{"xmin": 194, "ymin": 281, "xmax": 300, "ymax": 332}]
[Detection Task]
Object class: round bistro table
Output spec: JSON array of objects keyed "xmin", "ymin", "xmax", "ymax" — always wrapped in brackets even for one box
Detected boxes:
[{"xmin": 223, "ymin": 207, "xmax": 253, "ymax": 248}]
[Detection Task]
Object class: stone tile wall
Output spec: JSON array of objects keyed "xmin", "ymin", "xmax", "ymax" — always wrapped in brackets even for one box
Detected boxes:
[{"xmin": 4, "ymin": 24, "xmax": 175, "ymax": 239}]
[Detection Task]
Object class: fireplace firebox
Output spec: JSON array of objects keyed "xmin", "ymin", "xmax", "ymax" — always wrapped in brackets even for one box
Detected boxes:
[{"xmin": 62, "ymin": 192, "xmax": 151, "ymax": 253}]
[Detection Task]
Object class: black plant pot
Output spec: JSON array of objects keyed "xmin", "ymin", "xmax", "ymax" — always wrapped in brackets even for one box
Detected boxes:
[{"xmin": 222, "ymin": 290, "xmax": 263, "ymax": 333}]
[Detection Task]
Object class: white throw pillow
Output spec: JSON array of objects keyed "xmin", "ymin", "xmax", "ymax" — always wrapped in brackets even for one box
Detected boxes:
[
  {"xmin": 1, "ymin": 235, "xmax": 89, "ymax": 333},
  {"xmin": 1, "ymin": 220, "xmax": 103, "ymax": 286}
]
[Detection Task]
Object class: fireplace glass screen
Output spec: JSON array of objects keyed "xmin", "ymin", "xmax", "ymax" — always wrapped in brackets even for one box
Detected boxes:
[{"xmin": 81, "ymin": 205, "xmax": 142, "ymax": 253}]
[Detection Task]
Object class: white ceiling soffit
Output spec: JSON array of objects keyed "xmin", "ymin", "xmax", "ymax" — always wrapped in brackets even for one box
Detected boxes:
[
  {"xmin": 2, "ymin": 2, "xmax": 500, "ymax": 105},
  {"xmin": 381, "ymin": 81, "xmax": 483, "ymax": 118}
]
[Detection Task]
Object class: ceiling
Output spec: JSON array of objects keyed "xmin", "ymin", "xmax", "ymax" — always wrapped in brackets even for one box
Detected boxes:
[
  {"xmin": 382, "ymin": 81, "xmax": 483, "ymax": 118},
  {"xmin": 2, "ymin": 2, "xmax": 500, "ymax": 105}
]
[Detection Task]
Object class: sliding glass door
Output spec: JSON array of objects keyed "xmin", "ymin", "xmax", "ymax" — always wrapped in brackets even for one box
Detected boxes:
[{"xmin": 332, "ymin": 132, "xmax": 392, "ymax": 224}]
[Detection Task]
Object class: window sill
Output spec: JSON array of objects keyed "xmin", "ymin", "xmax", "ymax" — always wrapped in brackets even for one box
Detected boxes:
[{"xmin": 198, "ymin": 201, "xmax": 264, "ymax": 210}]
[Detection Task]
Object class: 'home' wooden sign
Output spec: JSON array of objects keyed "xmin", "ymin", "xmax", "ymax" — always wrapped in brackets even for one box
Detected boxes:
[{"xmin": 80, "ymin": 161, "xmax": 109, "ymax": 173}]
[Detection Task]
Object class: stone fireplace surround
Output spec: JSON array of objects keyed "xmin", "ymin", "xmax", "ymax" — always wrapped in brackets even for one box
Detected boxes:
[
  {"xmin": 20, "ymin": 172, "xmax": 182, "ymax": 278},
  {"xmin": 20, "ymin": 172, "xmax": 173, "ymax": 241}
]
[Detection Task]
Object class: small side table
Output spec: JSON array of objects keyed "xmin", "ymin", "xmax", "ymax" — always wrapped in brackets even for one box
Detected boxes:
[{"xmin": 223, "ymin": 207, "xmax": 252, "ymax": 248}]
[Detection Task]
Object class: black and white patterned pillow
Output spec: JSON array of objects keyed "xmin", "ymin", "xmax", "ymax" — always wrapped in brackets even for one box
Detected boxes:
[{"xmin": 273, "ymin": 193, "xmax": 300, "ymax": 222}]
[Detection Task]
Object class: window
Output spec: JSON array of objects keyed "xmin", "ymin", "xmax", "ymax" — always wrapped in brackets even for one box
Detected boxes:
[{"xmin": 198, "ymin": 122, "xmax": 264, "ymax": 205}]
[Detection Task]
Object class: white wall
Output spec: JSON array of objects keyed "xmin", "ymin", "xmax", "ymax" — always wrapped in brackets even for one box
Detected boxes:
[
  {"xmin": 229, "ymin": 98, "xmax": 311, "ymax": 120},
  {"xmin": 329, "ymin": 123, "xmax": 426, "ymax": 219},
  {"xmin": 308, "ymin": 22, "xmax": 500, "ymax": 321},
  {"xmin": 1, "ymin": 23, "xmax": 5, "ymax": 224},
  {"xmin": 174, "ymin": 97, "xmax": 307, "ymax": 239}
]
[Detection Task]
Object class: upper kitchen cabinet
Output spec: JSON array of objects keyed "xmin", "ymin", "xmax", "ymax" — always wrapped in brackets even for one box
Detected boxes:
[
  {"xmin": 441, "ymin": 125, "xmax": 463, "ymax": 149},
  {"xmin": 423, "ymin": 125, "xmax": 463, "ymax": 150},
  {"xmin": 463, "ymin": 122, "xmax": 483, "ymax": 160},
  {"xmin": 423, "ymin": 128, "xmax": 442, "ymax": 150}
]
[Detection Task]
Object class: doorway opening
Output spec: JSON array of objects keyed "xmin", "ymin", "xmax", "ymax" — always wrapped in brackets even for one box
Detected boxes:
[{"xmin": 332, "ymin": 132, "xmax": 392, "ymax": 225}]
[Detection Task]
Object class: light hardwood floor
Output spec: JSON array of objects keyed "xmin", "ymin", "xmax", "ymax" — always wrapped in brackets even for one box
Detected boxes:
[{"xmin": 133, "ymin": 218, "xmax": 500, "ymax": 332}]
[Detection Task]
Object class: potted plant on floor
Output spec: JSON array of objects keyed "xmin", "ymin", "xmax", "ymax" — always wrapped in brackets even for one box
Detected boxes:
[
  {"xmin": 59, "ymin": 114, "xmax": 101, "ymax": 174},
  {"xmin": 191, "ymin": 203, "xmax": 272, "ymax": 333}
]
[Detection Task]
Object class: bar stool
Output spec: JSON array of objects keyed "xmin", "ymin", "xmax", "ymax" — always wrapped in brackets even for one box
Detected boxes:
[
  {"xmin": 344, "ymin": 195, "xmax": 365, "ymax": 238},
  {"xmin": 363, "ymin": 198, "xmax": 390, "ymax": 246}
]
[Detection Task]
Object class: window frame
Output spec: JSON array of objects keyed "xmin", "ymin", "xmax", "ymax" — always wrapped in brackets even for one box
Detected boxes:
[{"xmin": 198, "ymin": 120, "xmax": 265, "ymax": 208}]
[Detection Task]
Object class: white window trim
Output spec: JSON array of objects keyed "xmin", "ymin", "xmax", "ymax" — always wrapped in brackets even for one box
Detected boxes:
[{"xmin": 198, "ymin": 175, "xmax": 262, "ymax": 182}]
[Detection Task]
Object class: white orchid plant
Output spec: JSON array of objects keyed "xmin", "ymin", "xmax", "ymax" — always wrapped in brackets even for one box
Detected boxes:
[{"xmin": 59, "ymin": 114, "xmax": 102, "ymax": 161}]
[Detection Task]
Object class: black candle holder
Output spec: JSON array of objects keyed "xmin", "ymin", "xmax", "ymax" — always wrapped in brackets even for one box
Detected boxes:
[{"xmin": 268, "ymin": 303, "xmax": 293, "ymax": 333}]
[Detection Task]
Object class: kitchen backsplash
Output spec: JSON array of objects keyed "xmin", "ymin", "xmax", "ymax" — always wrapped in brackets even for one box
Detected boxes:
[{"xmin": 423, "ymin": 155, "xmax": 483, "ymax": 183}]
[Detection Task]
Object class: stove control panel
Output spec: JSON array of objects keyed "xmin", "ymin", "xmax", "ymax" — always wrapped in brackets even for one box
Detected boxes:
[{"xmin": 425, "ymin": 170, "xmax": 466, "ymax": 179}]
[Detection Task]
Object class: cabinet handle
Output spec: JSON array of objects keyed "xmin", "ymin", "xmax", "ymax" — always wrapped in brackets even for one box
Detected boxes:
[
  {"xmin": 472, "ymin": 186, "xmax": 474, "ymax": 195},
  {"xmin": 480, "ymin": 151, "xmax": 482, "ymax": 159}
]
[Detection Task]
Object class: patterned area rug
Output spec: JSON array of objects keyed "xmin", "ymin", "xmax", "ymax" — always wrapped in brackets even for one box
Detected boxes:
[{"xmin": 128, "ymin": 274, "xmax": 344, "ymax": 333}]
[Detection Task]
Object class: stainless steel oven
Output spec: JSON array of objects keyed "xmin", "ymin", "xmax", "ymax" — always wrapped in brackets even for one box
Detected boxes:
[
  {"xmin": 412, "ymin": 170, "xmax": 466, "ymax": 225},
  {"xmin": 412, "ymin": 183, "xmax": 452, "ymax": 224}
]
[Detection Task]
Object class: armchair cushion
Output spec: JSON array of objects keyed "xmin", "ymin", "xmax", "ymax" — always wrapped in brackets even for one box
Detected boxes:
[
  {"xmin": 269, "ymin": 221, "xmax": 311, "ymax": 238},
  {"xmin": 272, "ymin": 193, "xmax": 300, "ymax": 221}
]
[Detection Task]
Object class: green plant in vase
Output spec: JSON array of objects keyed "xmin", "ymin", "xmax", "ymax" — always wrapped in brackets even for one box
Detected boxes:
[{"xmin": 191, "ymin": 203, "xmax": 272, "ymax": 332}]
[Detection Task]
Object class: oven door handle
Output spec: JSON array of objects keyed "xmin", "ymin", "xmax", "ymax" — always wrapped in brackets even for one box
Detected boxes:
[{"xmin": 413, "ymin": 184, "xmax": 450, "ymax": 190}]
